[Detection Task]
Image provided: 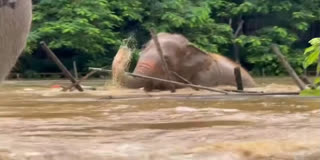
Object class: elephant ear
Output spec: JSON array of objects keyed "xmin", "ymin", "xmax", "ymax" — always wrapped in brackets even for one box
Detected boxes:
[
  {"xmin": 186, "ymin": 43, "xmax": 218, "ymax": 63},
  {"xmin": 181, "ymin": 43, "xmax": 212, "ymax": 69},
  {"xmin": 184, "ymin": 43, "xmax": 218, "ymax": 68},
  {"xmin": 186, "ymin": 43, "xmax": 207, "ymax": 56}
]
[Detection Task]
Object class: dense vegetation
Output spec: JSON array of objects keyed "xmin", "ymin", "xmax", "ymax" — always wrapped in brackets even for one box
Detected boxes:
[
  {"xmin": 16, "ymin": 0, "xmax": 320, "ymax": 77},
  {"xmin": 300, "ymin": 37, "xmax": 320, "ymax": 95}
]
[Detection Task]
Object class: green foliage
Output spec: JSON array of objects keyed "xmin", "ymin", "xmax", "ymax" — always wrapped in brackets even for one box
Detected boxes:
[
  {"xmin": 25, "ymin": 0, "xmax": 320, "ymax": 76},
  {"xmin": 230, "ymin": 0, "xmax": 319, "ymax": 75},
  {"xmin": 235, "ymin": 26, "xmax": 302, "ymax": 75},
  {"xmin": 300, "ymin": 88, "xmax": 320, "ymax": 96},
  {"xmin": 140, "ymin": 0, "xmax": 233, "ymax": 53},
  {"xmin": 300, "ymin": 38, "xmax": 320, "ymax": 96},
  {"xmin": 314, "ymin": 77, "xmax": 320, "ymax": 85},
  {"xmin": 28, "ymin": 0, "xmax": 123, "ymax": 55},
  {"xmin": 303, "ymin": 38, "xmax": 320, "ymax": 71}
]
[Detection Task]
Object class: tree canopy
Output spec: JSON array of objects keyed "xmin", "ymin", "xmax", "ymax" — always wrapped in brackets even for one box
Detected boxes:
[{"xmin": 22, "ymin": 0, "xmax": 320, "ymax": 75}]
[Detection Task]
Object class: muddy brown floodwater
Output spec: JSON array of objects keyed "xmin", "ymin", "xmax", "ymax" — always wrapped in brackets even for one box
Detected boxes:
[{"xmin": 0, "ymin": 78, "xmax": 319, "ymax": 160}]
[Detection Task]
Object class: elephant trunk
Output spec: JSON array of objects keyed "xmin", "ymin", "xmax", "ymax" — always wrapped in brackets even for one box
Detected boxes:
[{"xmin": 112, "ymin": 47, "xmax": 145, "ymax": 89}]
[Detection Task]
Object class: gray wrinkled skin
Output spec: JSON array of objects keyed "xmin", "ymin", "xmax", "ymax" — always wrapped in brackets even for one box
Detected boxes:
[
  {"xmin": 0, "ymin": 0, "xmax": 32, "ymax": 82},
  {"xmin": 0, "ymin": 0, "xmax": 17, "ymax": 9}
]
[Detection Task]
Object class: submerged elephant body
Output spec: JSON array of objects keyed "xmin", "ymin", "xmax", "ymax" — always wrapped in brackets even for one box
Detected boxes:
[
  {"xmin": 113, "ymin": 33, "xmax": 256, "ymax": 91},
  {"xmin": 0, "ymin": 0, "xmax": 32, "ymax": 82}
]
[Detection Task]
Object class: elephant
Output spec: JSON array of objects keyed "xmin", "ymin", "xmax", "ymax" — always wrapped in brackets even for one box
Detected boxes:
[
  {"xmin": 0, "ymin": 0, "xmax": 32, "ymax": 82},
  {"xmin": 112, "ymin": 33, "xmax": 256, "ymax": 91}
]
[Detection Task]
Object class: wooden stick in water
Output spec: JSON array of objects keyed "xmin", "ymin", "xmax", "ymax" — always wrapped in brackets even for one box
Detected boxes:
[
  {"xmin": 100, "ymin": 92, "xmax": 300, "ymax": 100},
  {"xmin": 89, "ymin": 67, "xmax": 229, "ymax": 94},
  {"xmin": 63, "ymin": 70, "xmax": 98, "ymax": 91},
  {"xmin": 91, "ymin": 67, "xmax": 302, "ymax": 96},
  {"xmin": 40, "ymin": 41, "xmax": 84, "ymax": 92},
  {"xmin": 171, "ymin": 71, "xmax": 199, "ymax": 91},
  {"xmin": 150, "ymin": 29, "xmax": 176, "ymax": 92},
  {"xmin": 271, "ymin": 44, "xmax": 306, "ymax": 90},
  {"xmin": 234, "ymin": 67, "xmax": 244, "ymax": 91}
]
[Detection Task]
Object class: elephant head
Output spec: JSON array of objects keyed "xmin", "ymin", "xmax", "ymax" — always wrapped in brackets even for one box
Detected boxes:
[
  {"xmin": 0, "ymin": 0, "xmax": 32, "ymax": 82},
  {"xmin": 112, "ymin": 33, "xmax": 256, "ymax": 91}
]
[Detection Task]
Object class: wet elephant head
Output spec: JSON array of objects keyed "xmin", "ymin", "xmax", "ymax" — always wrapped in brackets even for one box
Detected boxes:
[
  {"xmin": 0, "ymin": 0, "xmax": 32, "ymax": 82},
  {"xmin": 133, "ymin": 33, "xmax": 209, "ymax": 83}
]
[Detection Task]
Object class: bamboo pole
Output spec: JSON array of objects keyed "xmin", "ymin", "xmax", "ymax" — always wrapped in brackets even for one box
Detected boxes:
[
  {"xmin": 299, "ymin": 75, "xmax": 312, "ymax": 85},
  {"xmin": 299, "ymin": 75, "xmax": 316, "ymax": 89},
  {"xmin": 223, "ymin": 89, "xmax": 263, "ymax": 93},
  {"xmin": 271, "ymin": 44, "xmax": 306, "ymax": 90},
  {"xmin": 40, "ymin": 41, "xmax": 84, "ymax": 92},
  {"xmin": 89, "ymin": 67, "xmax": 229, "ymax": 94},
  {"xmin": 171, "ymin": 71, "xmax": 199, "ymax": 91},
  {"xmin": 91, "ymin": 67, "xmax": 270, "ymax": 94},
  {"xmin": 101, "ymin": 92, "xmax": 300, "ymax": 100},
  {"xmin": 150, "ymin": 29, "xmax": 176, "ymax": 92}
]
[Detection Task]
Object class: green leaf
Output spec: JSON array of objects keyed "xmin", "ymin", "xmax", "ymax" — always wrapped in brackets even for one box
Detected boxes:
[
  {"xmin": 303, "ymin": 50, "xmax": 319, "ymax": 69},
  {"xmin": 304, "ymin": 45, "xmax": 317, "ymax": 55},
  {"xmin": 314, "ymin": 77, "xmax": 320, "ymax": 85},
  {"xmin": 300, "ymin": 88, "xmax": 320, "ymax": 96},
  {"xmin": 295, "ymin": 22, "xmax": 309, "ymax": 31},
  {"xmin": 303, "ymin": 38, "xmax": 320, "ymax": 69},
  {"xmin": 309, "ymin": 38, "xmax": 320, "ymax": 46}
]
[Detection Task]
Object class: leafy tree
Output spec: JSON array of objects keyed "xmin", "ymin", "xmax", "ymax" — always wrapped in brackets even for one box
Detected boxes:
[
  {"xmin": 24, "ymin": 0, "xmax": 320, "ymax": 76},
  {"xmin": 27, "ymin": 0, "xmax": 144, "ymax": 69},
  {"xmin": 129, "ymin": 0, "xmax": 233, "ymax": 53},
  {"xmin": 231, "ymin": 0, "xmax": 320, "ymax": 75}
]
